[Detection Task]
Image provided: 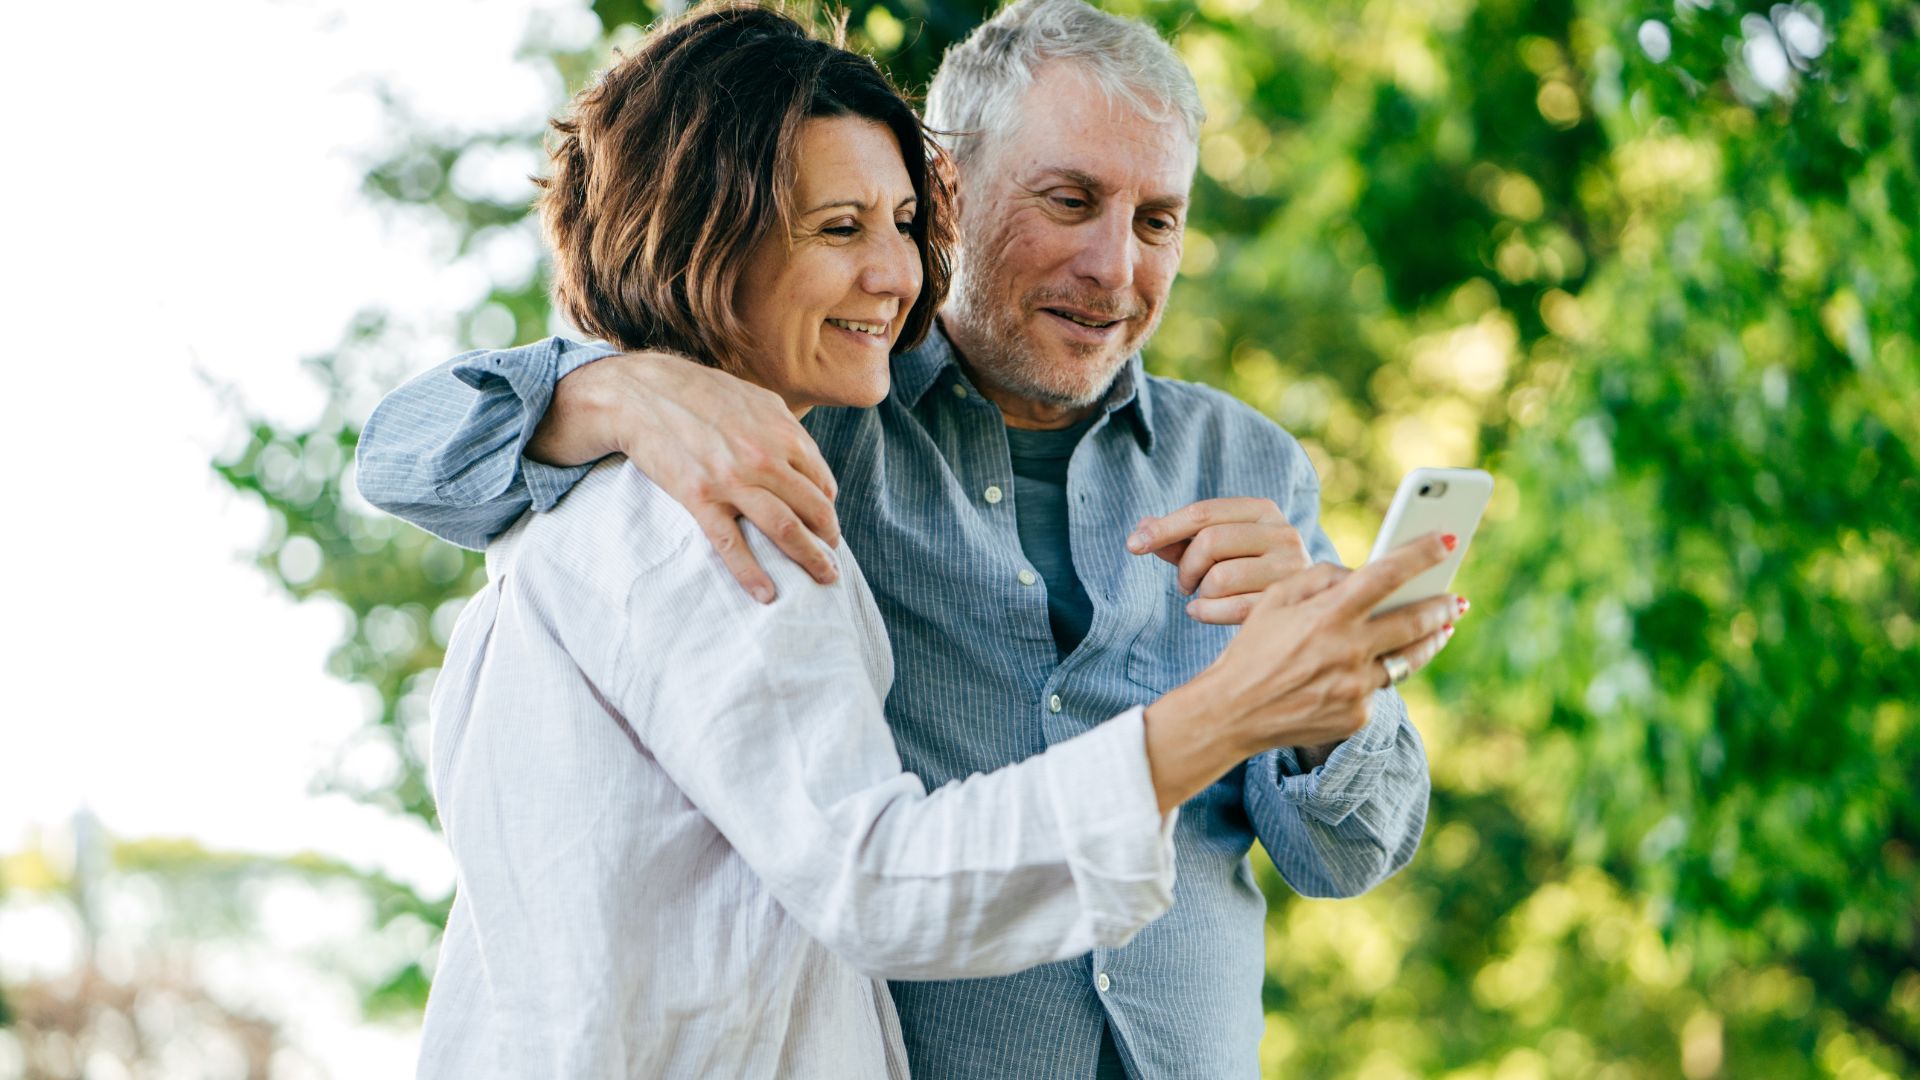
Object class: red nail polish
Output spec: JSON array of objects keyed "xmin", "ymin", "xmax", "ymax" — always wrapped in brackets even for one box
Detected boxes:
[
  {"xmin": 1441, "ymin": 534, "xmax": 1459, "ymax": 552},
  {"xmin": 1443, "ymin": 622, "xmax": 1453, "ymax": 632},
  {"xmin": 1457, "ymin": 597, "xmax": 1470, "ymax": 614}
]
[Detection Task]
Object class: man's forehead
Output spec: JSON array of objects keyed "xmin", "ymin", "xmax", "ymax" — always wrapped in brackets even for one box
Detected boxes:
[{"xmin": 995, "ymin": 63, "xmax": 1196, "ymax": 196}]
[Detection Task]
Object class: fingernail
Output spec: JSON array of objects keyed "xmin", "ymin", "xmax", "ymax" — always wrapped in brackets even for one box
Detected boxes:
[
  {"xmin": 1443, "ymin": 621, "xmax": 1454, "ymax": 632},
  {"xmin": 1127, "ymin": 532, "xmax": 1149, "ymax": 552},
  {"xmin": 1457, "ymin": 597, "xmax": 1470, "ymax": 615},
  {"xmin": 752, "ymin": 585, "xmax": 775, "ymax": 604},
  {"xmin": 1445, "ymin": 624, "xmax": 1456, "ymax": 639},
  {"xmin": 1441, "ymin": 534, "xmax": 1459, "ymax": 551}
]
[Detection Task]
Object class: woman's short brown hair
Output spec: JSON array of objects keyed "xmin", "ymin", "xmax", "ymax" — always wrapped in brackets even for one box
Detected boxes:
[{"xmin": 538, "ymin": 3, "xmax": 953, "ymax": 371}]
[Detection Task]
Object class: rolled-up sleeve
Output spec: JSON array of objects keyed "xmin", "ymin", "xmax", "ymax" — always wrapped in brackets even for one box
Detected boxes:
[
  {"xmin": 354, "ymin": 337, "xmax": 613, "ymax": 549},
  {"xmin": 1244, "ymin": 691, "xmax": 1430, "ymax": 898},
  {"xmin": 620, "ymin": 527, "xmax": 1179, "ymax": 979}
]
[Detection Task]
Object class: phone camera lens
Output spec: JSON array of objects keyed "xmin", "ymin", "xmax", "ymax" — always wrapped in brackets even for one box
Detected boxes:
[{"xmin": 1418, "ymin": 484, "xmax": 1433, "ymax": 496}]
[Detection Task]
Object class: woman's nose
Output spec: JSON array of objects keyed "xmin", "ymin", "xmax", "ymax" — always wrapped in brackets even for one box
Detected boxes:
[{"xmin": 861, "ymin": 231, "xmax": 922, "ymax": 300}]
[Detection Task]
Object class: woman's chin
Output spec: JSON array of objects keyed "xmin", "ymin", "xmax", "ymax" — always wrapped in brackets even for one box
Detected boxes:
[{"xmin": 819, "ymin": 373, "xmax": 892, "ymax": 409}]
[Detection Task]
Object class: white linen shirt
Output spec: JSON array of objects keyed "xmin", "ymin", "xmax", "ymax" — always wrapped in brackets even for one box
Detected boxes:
[{"xmin": 418, "ymin": 458, "xmax": 1178, "ymax": 1079}]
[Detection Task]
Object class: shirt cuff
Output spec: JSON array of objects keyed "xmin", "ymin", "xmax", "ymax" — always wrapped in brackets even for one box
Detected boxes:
[
  {"xmin": 1039, "ymin": 707, "xmax": 1178, "ymax": 947},
  {"xmin": 447, "ymin": 338, "xmax": 618, "ymax": 512},
  {"xmin": 1270, "ymin": 689, "xmax": 1406, "ymax": 826}
]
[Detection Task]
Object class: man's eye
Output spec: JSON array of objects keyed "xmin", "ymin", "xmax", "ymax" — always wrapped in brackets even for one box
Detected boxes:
[
  {"xmin": 1139, "ymin": 216, "xmax": 1180, "ymax": 241},
  {"xmin": 1053, "ymin": 195, "xmax": 1089, "ymax": 211},
  {"xmin": 824, "ymin": 225, "xmax": 860, "ymax": 237}
]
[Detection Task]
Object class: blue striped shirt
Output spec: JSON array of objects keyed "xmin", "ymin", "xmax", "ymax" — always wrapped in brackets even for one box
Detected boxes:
[{"xmin": 356, "ymin": 326, "xmax": 1431, "ymax": 1078}]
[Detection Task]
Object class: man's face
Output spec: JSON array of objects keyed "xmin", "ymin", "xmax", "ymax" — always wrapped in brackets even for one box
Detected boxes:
[{"xmin": 944, "ymin": 62, "xmax": 1196, "ymax": 411}]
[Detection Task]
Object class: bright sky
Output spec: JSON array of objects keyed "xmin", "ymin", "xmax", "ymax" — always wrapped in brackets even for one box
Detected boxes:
[{"xmin": 0, "ymin": 0, "xmax": 598, "ymax": 1071}]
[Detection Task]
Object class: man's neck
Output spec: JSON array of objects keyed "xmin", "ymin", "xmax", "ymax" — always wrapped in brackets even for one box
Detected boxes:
[{"xmin": 942, "ymin": 320, "xmax": 1102, "ymax": 432}]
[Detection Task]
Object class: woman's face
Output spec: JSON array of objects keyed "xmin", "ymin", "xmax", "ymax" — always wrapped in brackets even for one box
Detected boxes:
[{"xmin": 734, "ymin": 115, "xmax": 923, "ymax": 414}]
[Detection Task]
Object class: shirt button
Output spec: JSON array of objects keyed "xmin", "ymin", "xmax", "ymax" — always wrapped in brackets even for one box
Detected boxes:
[
  {"xmin": 1096, "ymin": 972, "xmax": 1112, "ymax": 992},
  {"xmin": 984, "ymin": 485, "xmax": 1003, "ymax": 504},
  {"xmin": 952, "ymin": 383, "xmax": 969, "ymax": 399},
  {"xmin": 1048, "ymin": 694, "xmax": 1062, "ymax": 713},
  {"xmin": 1017, "ymin": 569, "xmax": 1038, "ymax": 587}
]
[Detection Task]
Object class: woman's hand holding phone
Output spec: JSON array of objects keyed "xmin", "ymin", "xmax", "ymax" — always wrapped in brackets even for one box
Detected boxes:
[{"xmin": 1145, "ymin": 533, "xmax": 1467, "ymax": 781}]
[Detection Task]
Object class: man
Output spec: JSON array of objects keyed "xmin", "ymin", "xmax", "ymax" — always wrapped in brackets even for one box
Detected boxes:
[{"xmin": 359, "ymin": 2, "xmax": 1450, "ymax": 1076}]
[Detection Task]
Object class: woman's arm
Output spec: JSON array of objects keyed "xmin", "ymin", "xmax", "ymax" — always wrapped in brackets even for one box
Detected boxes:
[{"xmin": 616, "ymin": 520, "xmax": 1456, "ymax": 978}]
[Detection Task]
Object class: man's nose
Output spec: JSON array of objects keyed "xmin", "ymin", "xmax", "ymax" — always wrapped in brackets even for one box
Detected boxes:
[{"xmin": 1068, "ymin": 209, "xmax": 1135, "ymax": 293}]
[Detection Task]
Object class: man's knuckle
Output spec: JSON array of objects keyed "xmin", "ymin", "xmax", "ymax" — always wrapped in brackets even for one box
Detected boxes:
[{"xmin": 738, "ymin": 445, "xmax": 774, "ymax": 474}]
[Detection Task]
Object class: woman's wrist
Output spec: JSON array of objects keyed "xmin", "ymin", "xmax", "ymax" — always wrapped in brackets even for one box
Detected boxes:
[{"xmin": 1141, "ymin": 673, "xmax": 1260, "ymax": 814}]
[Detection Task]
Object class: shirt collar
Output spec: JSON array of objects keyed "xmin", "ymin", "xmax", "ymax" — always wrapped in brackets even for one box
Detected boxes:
[{"xmin": 894, "ymin": 321, "xmax": 1157, "ymax": 454}]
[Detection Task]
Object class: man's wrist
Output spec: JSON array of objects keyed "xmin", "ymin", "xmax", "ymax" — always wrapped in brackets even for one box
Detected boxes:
[
  {"xmin": 530, "ymin": 351, "xmax": 672, "ymax": 468},
  {"xmin": 529, "ymin": 356, "xmax": 618, "ymax": 467}
]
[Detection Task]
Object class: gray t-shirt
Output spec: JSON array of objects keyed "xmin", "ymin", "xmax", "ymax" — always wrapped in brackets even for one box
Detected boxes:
[{"xmin": 1004, "ymin": 416, "xmax": 1099, "ymax": 659}]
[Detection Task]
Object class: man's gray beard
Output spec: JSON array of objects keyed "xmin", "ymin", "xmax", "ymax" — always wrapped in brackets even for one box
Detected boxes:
[{"xmin": 943, "ymin": 252, "xmax": 1140, "ymax": 412}]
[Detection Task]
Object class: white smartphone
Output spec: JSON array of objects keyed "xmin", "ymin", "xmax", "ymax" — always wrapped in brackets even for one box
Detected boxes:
[{"xmin": 1366, "ymin": 467, "xmax": 1494, "ymax": 615}]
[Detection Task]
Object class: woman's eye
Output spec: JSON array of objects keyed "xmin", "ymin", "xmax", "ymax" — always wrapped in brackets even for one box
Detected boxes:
[
  {"xmin": 824, "ymin": 225, "xmax": 860, "ymax": 238},
  {"xmin": 895, "ymin": 219, "xmax": 914, "ymax": 235}
]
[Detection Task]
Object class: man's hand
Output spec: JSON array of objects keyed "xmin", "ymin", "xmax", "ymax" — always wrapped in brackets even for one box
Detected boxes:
[
  {"xmin": 1139, "ymin": 534, "xmax": 1464, "ymax": 812},
  {"xmin": 1126, "ymin": 498, "xmax": 1312, "ymax": 624},
  {"xmin": 529, "ymin": 352, "xmax": 841, "ymax": 603}
]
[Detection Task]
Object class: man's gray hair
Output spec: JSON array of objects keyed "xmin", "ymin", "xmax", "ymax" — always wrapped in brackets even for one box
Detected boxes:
[{"xmin": 925, "ymin": 0, "xmax": 1205, "ymax": 169}]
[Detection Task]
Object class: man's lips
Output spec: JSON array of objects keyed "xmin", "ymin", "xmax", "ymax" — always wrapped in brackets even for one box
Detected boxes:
[{"xmin": 1040, "ymin": 305, "xmax": 1125, "ymax": 329}]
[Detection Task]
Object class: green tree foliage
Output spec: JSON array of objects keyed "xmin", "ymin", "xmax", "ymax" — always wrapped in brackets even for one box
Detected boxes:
[{"xmin": 212, "ymin": 0, "xmax": 1916, "ymax": 1072}]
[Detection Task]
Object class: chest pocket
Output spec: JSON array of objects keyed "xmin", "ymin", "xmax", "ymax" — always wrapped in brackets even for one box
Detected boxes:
[{"xmin": 1124, "ymin": 581, "xmax": 1238, "ymax": 695}]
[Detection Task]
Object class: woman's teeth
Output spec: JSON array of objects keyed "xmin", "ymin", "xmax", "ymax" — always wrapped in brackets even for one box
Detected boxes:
[{"xmin": 827, "ymin": 318, "xmax": 886, "ymax": 336}]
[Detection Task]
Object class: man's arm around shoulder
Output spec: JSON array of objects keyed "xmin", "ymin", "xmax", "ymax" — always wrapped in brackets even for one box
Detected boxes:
[{"xmin": 355, "ymin": 337, "xmax": 611, "ymax": 550}]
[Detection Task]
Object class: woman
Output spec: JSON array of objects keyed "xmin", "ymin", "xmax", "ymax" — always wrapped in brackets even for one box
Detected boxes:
[
  {"xmin": 417, "ymin": 5, "xmax": 1455, "ymax": 1078},
  {"xmin": 417, "ymin": 9, "xmax": 1181, "ymax": 1078}
]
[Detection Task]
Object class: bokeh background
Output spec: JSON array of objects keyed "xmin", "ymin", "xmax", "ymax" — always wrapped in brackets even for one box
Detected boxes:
[{"xmin": 3, "ymin": 0, "xmax": 1914, "ymax": 1076}]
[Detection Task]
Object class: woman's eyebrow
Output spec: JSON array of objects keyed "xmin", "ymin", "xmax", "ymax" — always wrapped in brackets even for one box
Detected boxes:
[{"xmin": 801, "ymin": 194, "xmax": 919, "ymax": 215}]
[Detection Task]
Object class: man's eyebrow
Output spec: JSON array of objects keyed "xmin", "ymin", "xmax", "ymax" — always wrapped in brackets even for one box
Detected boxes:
[
  {"xmin": 1030, "ymin": 166, "xmax": 1188, "ymax": 212},
  {"xmin": 1031, "ymin": 166, "xmax": 1106, "ymax": 192},
  {"xmin": 801, "ymin": 194, "xmax": 919, "ymax": 215}
]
